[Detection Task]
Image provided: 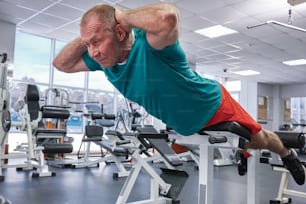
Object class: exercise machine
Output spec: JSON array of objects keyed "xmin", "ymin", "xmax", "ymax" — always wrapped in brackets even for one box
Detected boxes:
[
  {"xmin": 0, "ymin": 53, "xmax": 12, "ymax": 181},
  {"xmin": 116, "ymin": 126, "xmax": 189, "ymax": 204},
  {"xmin": 73, "ymin": 106, "xmax": 132, "ymax": 178},
  {"xmin": 0, "ymin": 55, "xmax": 55, "ymax": 180},
  {"xmin": 170, "ymin": 121, "xmax": 260, "ymax": 204},
  {"xmin": 0, "ymin": 195, "xmax": 11, "ymax": 204},
  {"xmin": 260, "ymin": 131, "xmax": 306, "ymax": 204},
  {"xmin": 37, "ymin": 87, "xmax": 74, "ymax": 167}
]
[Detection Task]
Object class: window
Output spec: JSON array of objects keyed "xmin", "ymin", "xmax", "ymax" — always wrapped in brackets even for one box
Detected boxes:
[
  {"xmin": 291, "ymin": 97, "xmax": 306, "ymax": 125},
  {"xmin": 14, "ymin": 32, "xmax": 51, "ymax": 83},
  {"xmin": 88, "ymin": 71, "xmax": 114, "ymax": 92},
  {"xmin": 53, "ymin": 40, "xmax": 85, "ymax": 88},
  {"xmin": 225, "ymin": 80, "xmax": 241, "ymax": 102}
]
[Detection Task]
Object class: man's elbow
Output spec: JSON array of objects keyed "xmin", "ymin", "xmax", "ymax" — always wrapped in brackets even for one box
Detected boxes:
[{"xmin": 162, "ymin": 4, "xmax": 179, "ymax": 29}]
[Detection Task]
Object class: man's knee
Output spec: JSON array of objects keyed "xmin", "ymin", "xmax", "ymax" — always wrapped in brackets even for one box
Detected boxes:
[{"xmin": 249, "ymin": 130, "xmax": 269, "ymax": 149}]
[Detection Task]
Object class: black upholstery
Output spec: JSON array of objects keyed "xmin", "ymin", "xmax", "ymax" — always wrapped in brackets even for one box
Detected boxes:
[
  {"xmin": 25, "ymin": 84, "xmax": 40, "ymax": 121},
  {"xmin": 85, "ymin": 125, "xmax": 103, "ymax": 138},
  {"xmin": 41, "ymin": 106, "xmax": 70, "ymax": 119},
  {"xmin": 199, "ymin": 121, "xmax": 252, "ymax": 141},
  {"xmin": 85, "ymin": 104, "xmax": 115, "ymax": 127},
  {"xmin": 42, "ymin": 143, "xmax": 73, "ymax": 154},
  {"xmin": 136, "ymin": 126, "xmax": 183, "ymax": 167},
  {"xmin": 25, "ymin": 84, "xmax": 73, "ymax": 154},
  {"xmin": 274, "ymin": 131, "xmax": 305, "ymax": 148}
]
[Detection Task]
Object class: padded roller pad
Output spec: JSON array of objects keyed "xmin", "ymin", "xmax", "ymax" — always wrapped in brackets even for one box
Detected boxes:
[
  {"xmin": 35, "ymin": 128, "xmax": 66, "ymax": 135},
  {"xmin": 97, "ymin": 140, "xmax": 129, "ymax": 156},
  {"xmin": 85, "ymin": 125, "xmax": 103, "ymax": 138},
  {"xmin": 274, "ymin": 131, "xmax": 305, "ymax": 149},
  {"xmin": 199, "ymin": 121, "xmax": 252, "ymax": 141},
  {"xmin": 35, "ymin": 128, "xmax": 67, "ymax": 136},
  {"xmin": 43, "ymin": 143, "xmax": 73, "ymax": 154},
  {"xmin": 41, "ymin": 106, "xmax": 70, "ymax": 119}
]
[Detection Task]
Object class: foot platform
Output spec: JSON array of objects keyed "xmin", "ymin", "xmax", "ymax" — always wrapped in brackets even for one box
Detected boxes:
[{"xmin": 160, "ymin": 168, "xmax": 189, "ymax": 201}]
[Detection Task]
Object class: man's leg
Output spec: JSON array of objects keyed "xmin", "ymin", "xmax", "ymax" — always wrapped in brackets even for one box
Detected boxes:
[{"xmin": 245, "ymin": 129, "xmax": 306, "ymax": 185}]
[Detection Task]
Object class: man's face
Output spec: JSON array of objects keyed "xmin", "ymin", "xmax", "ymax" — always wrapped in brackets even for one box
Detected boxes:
[{"xmin": 80, "ymin": 16, "xmax": 119, "ymax": 68}]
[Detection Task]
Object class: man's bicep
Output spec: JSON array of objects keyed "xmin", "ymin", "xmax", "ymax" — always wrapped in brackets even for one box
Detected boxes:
[{"xmin": 146, "ymin": 28, "xmax": 178, "ymax": 50}]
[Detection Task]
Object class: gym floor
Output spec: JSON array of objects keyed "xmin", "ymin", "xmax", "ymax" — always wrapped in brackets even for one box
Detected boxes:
[{"xmin": 0, "ymin": 155, "xmax": 305, "ymax": 204}]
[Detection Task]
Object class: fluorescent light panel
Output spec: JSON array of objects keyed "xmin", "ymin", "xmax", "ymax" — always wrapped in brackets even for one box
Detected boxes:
[
  {"xmin": 234, "ymin": 70, "xmax": 260, "ymax": 76},
  {"xmin": 195, "ymin": 25, "xmax": 238, "ymax": 38},
  {"xmin": 283, "ymin": 59, "xmax": 306, "ymax": 66}
]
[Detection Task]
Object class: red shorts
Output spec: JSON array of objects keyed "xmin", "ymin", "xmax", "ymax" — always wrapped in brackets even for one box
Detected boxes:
[{"xmin": 205, "ymin": 85, "xmax": 262, "ymax": 136}]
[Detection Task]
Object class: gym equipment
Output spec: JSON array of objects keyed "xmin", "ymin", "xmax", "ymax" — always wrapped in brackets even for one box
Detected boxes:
[
  {"xmin": 0, "ymin": 59, "xmax": 56, "ymax": 180},
  {"xmin": 1, "ymin": 55, "xmax": 51, "ymax": 180},
  {"xmin": 170, "ymin": 121, "xmax": 261, "ymax": 204},
  {"xmin": 260, "ymin": 131, "xmax": 306, "ymax": 204},
  {"xmin": 72, "ymin": 104, "xmax": 132, "ymax": 178},
  {"xmin": 0, "ymin": 53, "xmax": 11, "ymax": 181},
  {"xmin": 116, "ymin": 126, "xmax": 189, "ymax": 204},
  {"xmin": 0, "ymin": 195, "xmax": 11, "ymax": 204},
  {"xmin": 25, "ymin": 85, "xmax": 74, "ymax": 169},
  {"xmin": 113, "ymin": 99, "xmax": 149, "ymax": 133}
]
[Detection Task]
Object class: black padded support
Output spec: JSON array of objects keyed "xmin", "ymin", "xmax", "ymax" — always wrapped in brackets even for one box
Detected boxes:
[
  {"xmin": 103, "ymin": 114, "xmax": 116, "ymax": 120},
  {"xmin": 91, "ymin": 113, "xmax": 103, "ymax": 120},
  {"xmin": 41, "ymin": 106, "xmax": 70, "ymax": 119},
  {"xmin": 274, "ymin": 131, "xmax": 305, "ymax": 149},
  {"xmin": 199, "ymin": 121, "xmax": 252, "ymax": 141},
  {"xmin": 85, "ymin": 125, "xmax": 103, "ymax": 138},
  {"xmin": 25, "ymin": 84, "xmax": 40, "ymax": 121},
  {"xmin": 160, "ymin": 168, "xmax": 189, "ymax": 200},
  {"xmin": 43, "ymin": 143, "xmax": 73, "ymax": 154},
  {"xmin": 105, "ymin": 130, "xmax": 125, "ymax": 140},
  {"xmin": 97, "ymin": 119, "xmax": 114, "ymax": 128},
  {"xmin": 35, "ymin": 128, "xmax": 66, "ymax": 135},
  {"xmin": 137, "ymin": 133, "xmax": 183, "ymax": 166},
  {"xmin": 96, "ymin": 140, "xmax": 129, "ymax": 156}
]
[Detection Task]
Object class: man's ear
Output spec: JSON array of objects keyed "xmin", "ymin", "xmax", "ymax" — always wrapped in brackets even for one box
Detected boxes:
[{"xmin": 116, "ymin": 24, "xmax": 127, "ymax": 41}]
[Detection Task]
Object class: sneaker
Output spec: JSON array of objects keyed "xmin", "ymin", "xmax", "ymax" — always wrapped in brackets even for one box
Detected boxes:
[
  {"xmin": 282, "ymin": 149, "xmax": 306, "ymax": 185},
  {"xmin": 235, "ymin": 150, "xmax": 247, "ymax": 176}
]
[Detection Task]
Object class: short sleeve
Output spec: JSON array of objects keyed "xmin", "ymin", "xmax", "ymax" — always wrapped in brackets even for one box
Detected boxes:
[{"xmin": 82, "ymin": 51, "xmax": 103, "ymax": 71}]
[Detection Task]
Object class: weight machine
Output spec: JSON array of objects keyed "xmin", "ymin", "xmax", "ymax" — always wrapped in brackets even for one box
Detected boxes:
[
  {"xmin": 0, "ymin": 53, "xmax": 54, "ymax": 181},
  {"xmin": 73, "ymin": 104, "xmax": 132, "ymax": 178}
]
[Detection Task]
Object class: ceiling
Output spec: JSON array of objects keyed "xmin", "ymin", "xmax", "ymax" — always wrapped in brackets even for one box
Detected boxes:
[{"xmin": 1, "ymin": 0, "xmax": 306, "ymax": 85}]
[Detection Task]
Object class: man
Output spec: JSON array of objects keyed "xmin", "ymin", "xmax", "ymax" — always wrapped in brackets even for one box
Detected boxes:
[{"xmin": 53, "ymin": 3, "xmax": 305, "ymax": 185}]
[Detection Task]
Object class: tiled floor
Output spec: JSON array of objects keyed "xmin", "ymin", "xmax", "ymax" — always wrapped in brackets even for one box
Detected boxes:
[{"xmin": 0, "ymin": 155, "xmax": 306, "ymax": 204}]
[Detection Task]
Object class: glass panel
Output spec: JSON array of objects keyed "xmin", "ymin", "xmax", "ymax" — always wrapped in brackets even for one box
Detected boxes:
[
  {"xmin": 53, "ymin": 86, "xmax": 86, "ymax": 134},
  {"xmin": 9, "ymin": 81, "xmax": 49, "ymax": 132},
  {"xmin": 14, "ymin": 32, "xmax": 51, "ymax": 83},
  {"xmin": 291, "ymin": 97, "xmax": 306, "ymax": 125},
  {"xmin": 86, "ymin": 90, "xmax": 114, "ymax": 113},
  {"xmin": 88, "ymin": 71, "xmax": 114, "ymax": 92},
  {"xmin": 225, "ymin": 80, "xmax": 241, "ymax": 92},
  {"xmin": 53, "ymin": 40, "xmax": 85, "ymax": 88}
]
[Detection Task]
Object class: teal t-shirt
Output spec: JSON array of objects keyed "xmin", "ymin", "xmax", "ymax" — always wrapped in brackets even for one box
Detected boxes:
[{"xmin": 82, "ymin": 28, "xmax": 222, "ymax": 136}]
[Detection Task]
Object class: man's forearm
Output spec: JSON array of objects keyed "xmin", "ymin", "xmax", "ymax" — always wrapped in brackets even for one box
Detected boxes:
[{"xmin": 52, "ymin": 37, "xmax": 87, "ymax": 72}]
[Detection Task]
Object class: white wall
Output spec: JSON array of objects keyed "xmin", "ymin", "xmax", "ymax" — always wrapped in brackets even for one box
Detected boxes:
[
  {"xmin": 257, "ymin": 83, "xmax": 306, "ymax": 131},
  {"xmin": 0, "ymin": 20, "xmax": 16, "ymax": 63},
  {"xmin": 280, "ymin": 84, "xmax": 306, "ymax": 98},
  {"xmin": 240, "ymin": 80, "xmax": 258, "ymax": 119},
  {"xmin": 257, "ymin": 83, "xmax": 284, "ymax": 131}
]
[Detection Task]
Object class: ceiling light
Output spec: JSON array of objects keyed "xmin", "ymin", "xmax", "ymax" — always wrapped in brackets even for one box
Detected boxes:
[
  {"xmin": 233, "ymin": 70, "xmax": 260, "ymax": 76},
  {"xmin": 283, "ymin": 59, "xmax": 306, "ymax": 66},
  {"xmin": 195, "ymin": 25, "xmax": 238, "ymax": 38}
]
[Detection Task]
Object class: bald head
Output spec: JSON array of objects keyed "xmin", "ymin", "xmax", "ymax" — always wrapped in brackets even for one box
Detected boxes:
[{"xmin": 80, "ymin": 4, "xmax": 116, "ymax": 32}]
